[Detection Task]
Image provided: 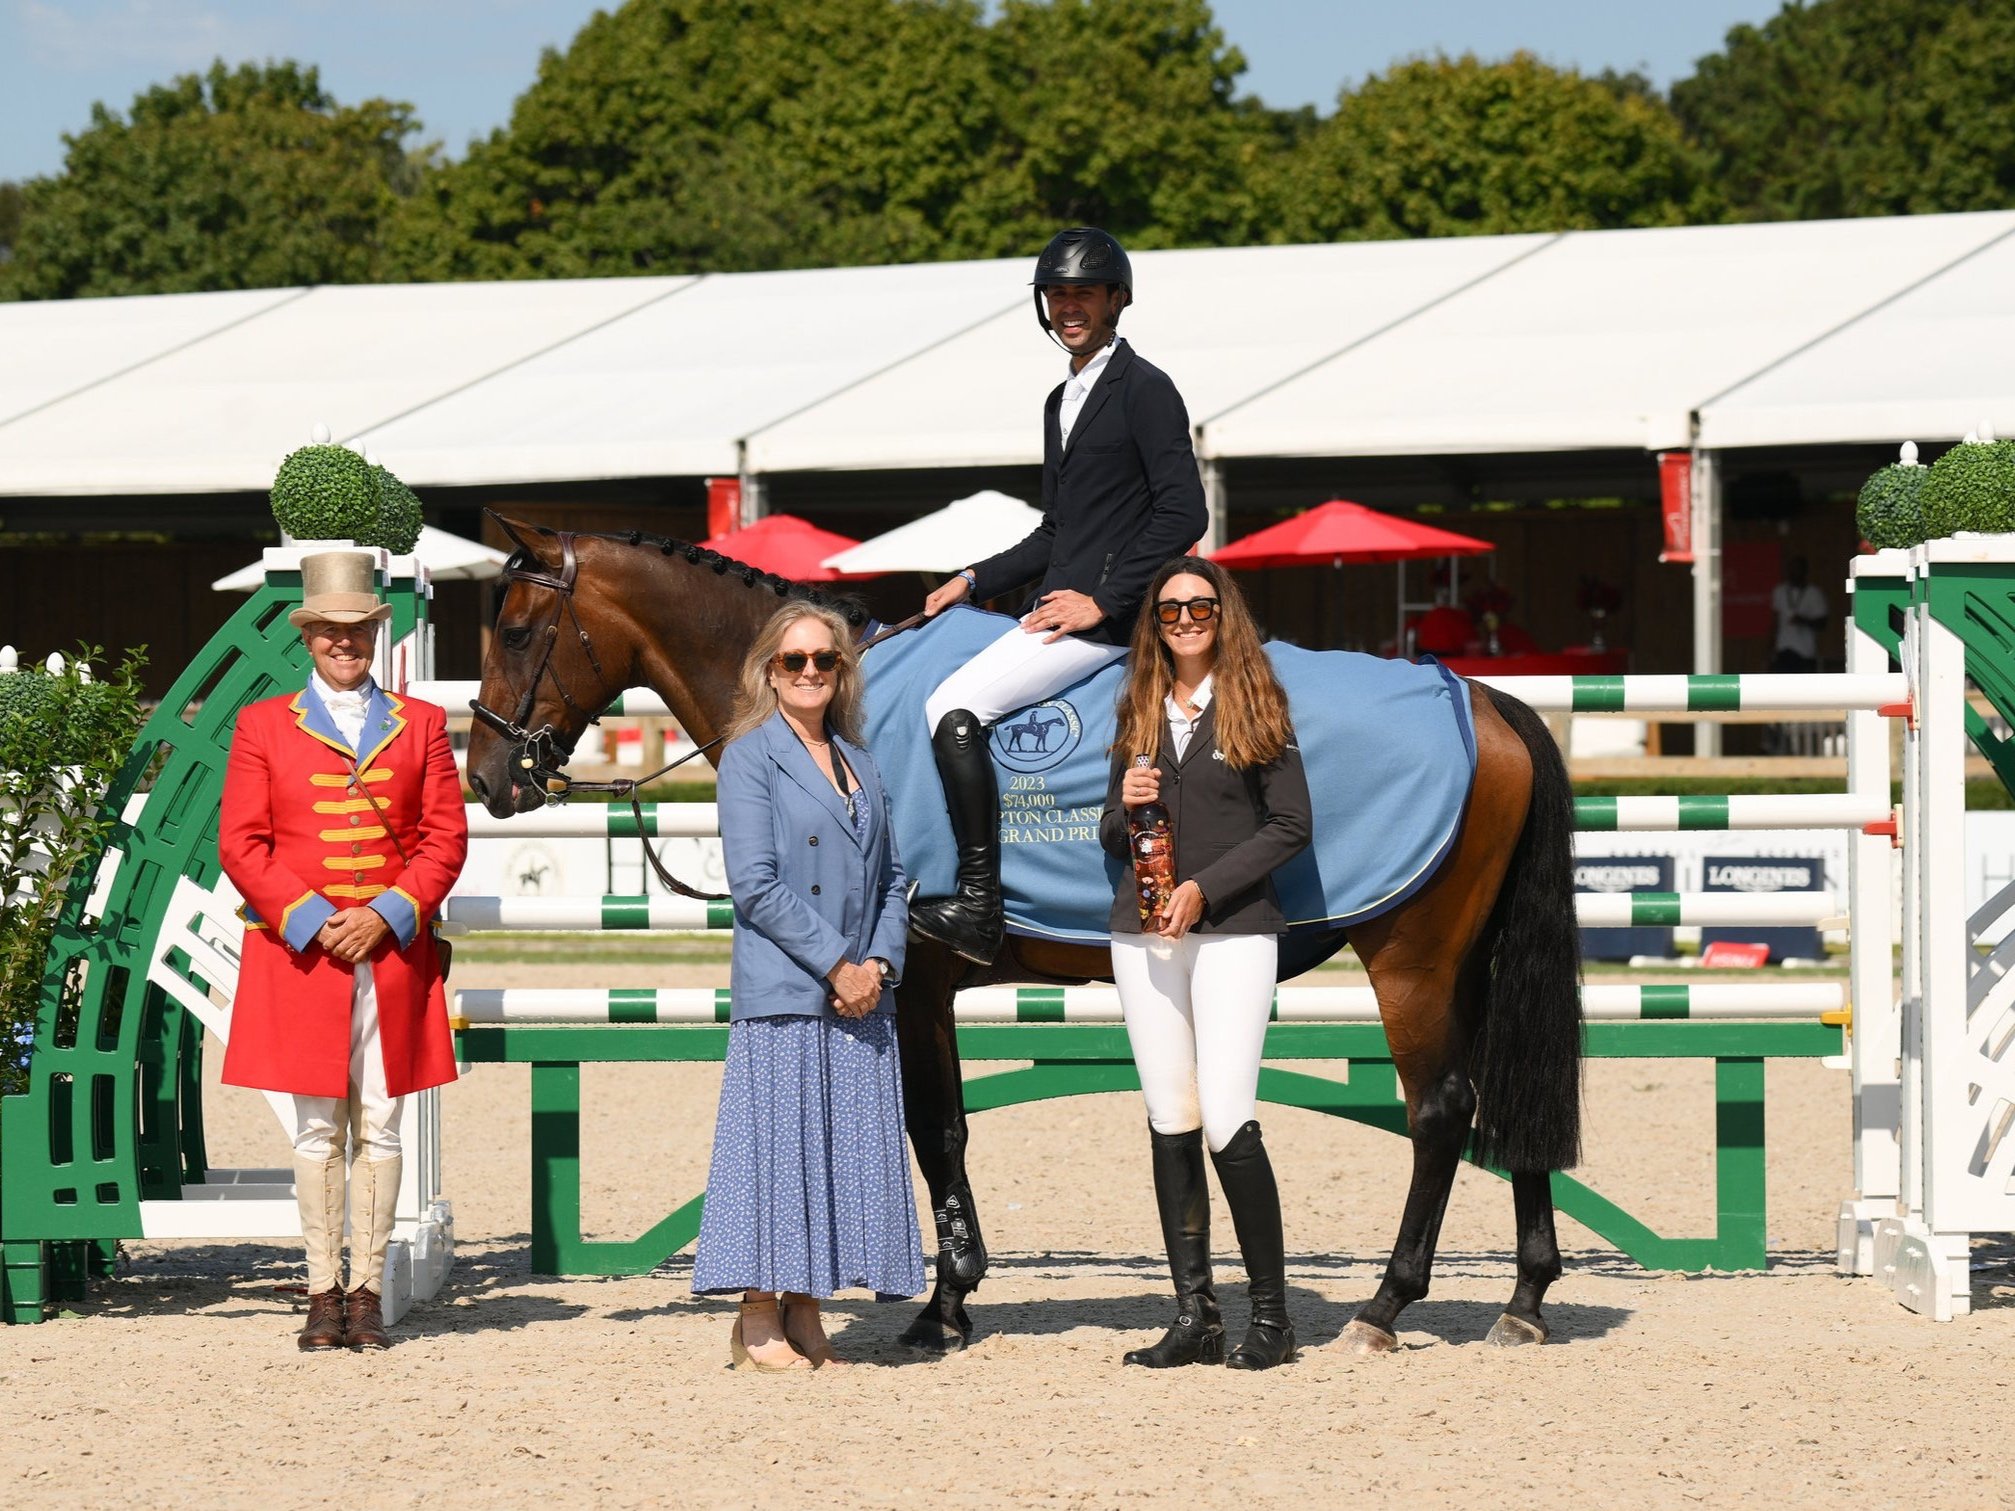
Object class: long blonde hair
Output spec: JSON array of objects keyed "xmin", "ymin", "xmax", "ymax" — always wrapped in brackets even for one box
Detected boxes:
[
  {"xmin": 723, "ymin": 603, "xmax": 865, "ymax": 745},
  {"xmin": 1112, "ymin": 556, "xmax": 1292, "ymax": 770}
]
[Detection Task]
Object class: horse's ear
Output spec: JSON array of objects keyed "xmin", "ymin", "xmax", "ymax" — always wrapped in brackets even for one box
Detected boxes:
[{"xmin": 486, "ymin": 509, "xmax": 555, "ymax": 566}]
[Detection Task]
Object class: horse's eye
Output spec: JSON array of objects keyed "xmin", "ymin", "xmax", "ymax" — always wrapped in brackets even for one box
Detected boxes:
[{"xmin": 500, "ymin": 625, "xmax": 532, "ymax": 651}]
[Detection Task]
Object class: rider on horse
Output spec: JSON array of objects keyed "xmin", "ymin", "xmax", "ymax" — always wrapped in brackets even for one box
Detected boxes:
[{"xmin": 912, "ymin": 228, "xmax": 1209, "ymax": 964}]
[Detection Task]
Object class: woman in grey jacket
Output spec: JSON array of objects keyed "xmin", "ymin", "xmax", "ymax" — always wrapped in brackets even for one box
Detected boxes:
[
  {"xmin": 691, "ymin": 603, "xmax": 924, "ymax": 1370},
  {"xmin": 1099, "ymin": 557, "xmax": 1312, "ymax": 1372}
]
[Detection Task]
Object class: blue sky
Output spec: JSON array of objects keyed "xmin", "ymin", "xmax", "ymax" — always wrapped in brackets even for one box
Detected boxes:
[{"xmin": 0, "ymin": 0, "xmax": 1788, "ymax": 182}]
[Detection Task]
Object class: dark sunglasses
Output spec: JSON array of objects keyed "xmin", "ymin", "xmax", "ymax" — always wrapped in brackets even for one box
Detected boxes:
[
  {"xmin": 1154, "ymin": 596, "xmax": 1220, "ymax": 625},
  {"xmin": 771, "ymin": 649, "xmax": 840, "ymax": 674}
]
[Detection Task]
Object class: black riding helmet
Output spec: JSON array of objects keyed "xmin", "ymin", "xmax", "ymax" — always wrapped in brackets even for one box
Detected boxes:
[{"xmin": 1031, "ymin": 227, "xmax": 1134, "ymax": 338}]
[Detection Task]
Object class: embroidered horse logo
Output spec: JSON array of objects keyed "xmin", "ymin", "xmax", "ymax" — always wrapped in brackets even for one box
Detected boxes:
[
  {"xmin": 990, "ymin": 698, "xmax": 1084, "ymax": 776},
  {"xmin": 1002, "ymin": 709, "xmax": 1066, "ymax": 753}
]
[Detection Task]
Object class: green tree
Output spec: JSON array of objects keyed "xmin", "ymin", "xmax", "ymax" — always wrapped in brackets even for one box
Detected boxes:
[
  {"xmin": 1266, "ymin": 52, "xmax": 1713, "ymax": 243},
  {"xmin": 0, "ymin": 60, "xmax": 426, "ymax": 300},
  {"xmin": 1672, "ymin": 0, "xmax": 2015, "ymax": 221},
  {"xmin": 391, "ymin": 0, "xmax": 1007, "ymax": 279},
  {"xmin": 0, "ymin": 182, "xmax": 22, "ymax": 266},
  {"xmin": 390, "ymin": 0, "xmax": 1297, "ymax": 278}
]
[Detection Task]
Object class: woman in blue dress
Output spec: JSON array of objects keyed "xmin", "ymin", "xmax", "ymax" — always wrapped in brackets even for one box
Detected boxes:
[{"xmin": 691, "ymin": 602, "xmax": 925, "ymax": 1369}]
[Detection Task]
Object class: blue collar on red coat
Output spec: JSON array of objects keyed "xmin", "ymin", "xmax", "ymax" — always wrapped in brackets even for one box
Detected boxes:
[{"xmin": 292, "ymin": 681, "xmax": 409, "ymax": 769}]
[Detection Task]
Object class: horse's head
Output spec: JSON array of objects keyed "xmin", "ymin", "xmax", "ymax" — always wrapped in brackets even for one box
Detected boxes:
[{"xmin": 467, "ymin": 516, "xmax": 635, "ymax": 818}]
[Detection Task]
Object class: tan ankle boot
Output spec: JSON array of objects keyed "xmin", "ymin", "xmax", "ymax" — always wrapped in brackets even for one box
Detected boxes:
[{"xmin": 292, "ymin": 1151, "xmax": 347, "ymax": 1351}]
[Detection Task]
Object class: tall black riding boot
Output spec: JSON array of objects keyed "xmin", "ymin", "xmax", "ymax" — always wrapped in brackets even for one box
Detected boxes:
[
  {"xmin": 1211, "ymin": 1120, "xmax": 1296, "ymax": 1370},
  {"xmin": 1124, "ymin": 1128, "xmax": 1225, "ymax": 1368},
  {"xmin": 908, "ymin": 708, "xmax": 1004, "ymax": 964}
]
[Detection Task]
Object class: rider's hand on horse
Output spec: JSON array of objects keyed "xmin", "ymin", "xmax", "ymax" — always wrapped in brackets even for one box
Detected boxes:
[
  {"xmin": 923, "ymin": 574, "xmax": 972, "ymax": 619},
  {"xmin": 1024, "ymin": 589, "xmax": 1103, "ymax": 643},
  {"xmin": 1121, "ymin": 763, "xmax": 1161, "ymax": 806},
  {"xmin": 827, "ymin": 959, "xmax": 883, "ymax": 1018},
  {"xmin": 1157, "ymin": 881, "xmax": 1206, "ymax": 940}
]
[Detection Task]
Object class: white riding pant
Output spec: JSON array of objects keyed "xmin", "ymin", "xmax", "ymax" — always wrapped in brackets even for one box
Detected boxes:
[
  {"xmin": 1110, "ymin": 932, "xmax": 1278, "ymax": 1153},
  {"xmin": 924, "ymin": 618, "xmax": 1127, "ymax": 730},
  {"xmin": 290, "ymin": 960, "xmax": 404, "ymax": 1164}
]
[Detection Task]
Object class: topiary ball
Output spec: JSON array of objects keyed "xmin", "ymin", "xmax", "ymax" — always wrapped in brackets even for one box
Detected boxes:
[
  {"xmin": 1921, "ymin": 439, "xmax": 2015, "ymax": 540},
  {"xmin": 363, "ymin": 466, "xmax": 424, "ymax": 555},
  {"xmin": 0, "ymin": 667, "xmax": 52, "ymax": 732},
  {"xmin": 270, "ymin": 445, "xmax": 376, "ymax": 542},
  {"xmin": 1857, "ymin": 462, "xmax": 1929, "ymax": 550}
]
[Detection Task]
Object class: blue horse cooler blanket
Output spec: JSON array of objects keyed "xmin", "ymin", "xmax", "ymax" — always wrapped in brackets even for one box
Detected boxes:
[{"xmin": 863, "ymin": 607, "xmax": 1478, "ymax": 945}]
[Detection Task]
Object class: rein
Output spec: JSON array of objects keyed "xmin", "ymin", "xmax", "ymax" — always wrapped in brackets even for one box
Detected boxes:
[{"xmin": 471, "ymin": 522, "xmax": 928, "ymax": 902}]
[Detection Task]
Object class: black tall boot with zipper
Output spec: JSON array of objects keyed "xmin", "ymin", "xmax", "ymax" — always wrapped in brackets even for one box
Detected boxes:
[
  {"xmin": 1124, "ymin": 1128, "xmax": 1225, "ymax": 1367},
  {"xmin": 908, "ymin": 709, "xmax": 1004, "ymax": 965},
  {"xmin": 1210, "ymin": 1119, "xmax": 1297, "ymax": 1369}
]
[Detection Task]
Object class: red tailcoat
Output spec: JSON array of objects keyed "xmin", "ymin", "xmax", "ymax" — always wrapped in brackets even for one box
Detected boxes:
[{"xmin": 219, "ymin": 687, "xmax": 468, "ymax": 1098}]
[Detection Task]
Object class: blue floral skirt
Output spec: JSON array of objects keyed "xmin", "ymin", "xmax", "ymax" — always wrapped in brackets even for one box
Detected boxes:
[{"xmin": 690, "ymin": 1011, "xmax": 926, "ymax": 1299}]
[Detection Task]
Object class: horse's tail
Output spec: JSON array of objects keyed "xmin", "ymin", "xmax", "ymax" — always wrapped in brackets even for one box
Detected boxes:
[{"xmin": 1469, "ymin": 685, "xmax": 1584, "ymax": 1174}]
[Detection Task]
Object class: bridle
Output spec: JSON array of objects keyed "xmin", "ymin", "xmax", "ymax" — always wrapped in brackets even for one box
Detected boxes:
[
  {"xmin": 468, "ymin": 518, "xmax": 923, "ymax": 902},
  {"xmin": 467, "ymin": 528, "xmax": 649, "ymax": 802}
]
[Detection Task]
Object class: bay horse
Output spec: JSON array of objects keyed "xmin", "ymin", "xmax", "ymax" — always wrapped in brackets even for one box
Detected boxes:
[{"xmin": 465, "ymin": 520, "xmax": 1584, "ymax": 1355}]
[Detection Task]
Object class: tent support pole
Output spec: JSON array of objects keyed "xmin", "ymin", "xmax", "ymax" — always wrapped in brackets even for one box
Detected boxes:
[
  {"xmin": 1199, "ymin": 453, "xmax": 1227, "ymax": 554},
  {"xmin": 736, "ymin": 441, "xmax": 768, "ymax": 529},
  {"xmin": 1690, "ymin": 447, "xmax": 1723, "ymax": 758}
]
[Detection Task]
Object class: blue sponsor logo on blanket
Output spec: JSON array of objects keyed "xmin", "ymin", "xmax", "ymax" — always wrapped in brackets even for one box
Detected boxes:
[{"xmin": 991, "ymin": 700, "xmax": 1083, "ymax": 774}]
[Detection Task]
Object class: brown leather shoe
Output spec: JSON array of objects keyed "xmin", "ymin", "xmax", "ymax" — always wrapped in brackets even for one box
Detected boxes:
[
  {"xmin": 297, "ymin": 1287, "xmax": 347, "ymax": 1351},
  {"xmin": 345, "ymin": 1286, "xmax": 390, "ymax": 1350}
]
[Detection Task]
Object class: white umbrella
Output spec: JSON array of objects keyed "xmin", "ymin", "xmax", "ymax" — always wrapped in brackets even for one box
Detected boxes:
[
  {"xmin": 211, "ymin": 525, "xmax": 510, "ymax": 591},
  {"xmin": 820, "ymin": 490, "xmax": 1044, "ymax": 577}
]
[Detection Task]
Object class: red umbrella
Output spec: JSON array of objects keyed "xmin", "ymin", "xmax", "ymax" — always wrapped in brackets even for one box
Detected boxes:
[
  {"xmin": 698, "ymin": 514, "xmax": 861, "ymax": 582},
  {"xmin": 1209, "ymin": 499, "xmax": 1493, "ymax": 567},
  {"xmin": 1210, "ymin": 500, "xmax": 1495, "ymax": 654}
]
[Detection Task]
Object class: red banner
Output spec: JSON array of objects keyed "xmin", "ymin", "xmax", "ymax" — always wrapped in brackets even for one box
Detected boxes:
[
  {"xmin": 1657, "ymin": 451, "xmax": 1693, "ymax": 563},
  {"xmin": 705, "ymin": 477, "xmax": 742, "ymax": 539}
]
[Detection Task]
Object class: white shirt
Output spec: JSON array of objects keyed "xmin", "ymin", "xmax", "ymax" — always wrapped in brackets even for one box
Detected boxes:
[
  {"xmin": 1058, "ymin": 339, "xmax": 1119, "ymax": 449},
  {"xmin": 1771, "ymin": 581, "xmax": 1826, "ymax": 661},
  {"xmin": 312, "ymin": 670, "xmax": 376, "ymax": 750},
  {"xmin": 1164, "ymin": 673, "xmax": 1215, "ymax": 762}
]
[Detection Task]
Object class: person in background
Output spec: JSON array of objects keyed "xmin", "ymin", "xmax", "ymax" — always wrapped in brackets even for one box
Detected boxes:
[
  {"xmin": 691, "ymin": 602, "xmax": 924, "ymax": 1370},
  {"xmin": 1771, "ymin": 555, "xmax": 1828, "ymax": 673},
  {"xmin": 1099, "ymin": 556, "xmax": 1313, "ymax": 1372},
  {"xmin": 219, "ymin": 550, "xmax": 467, "ymax": 1352}
]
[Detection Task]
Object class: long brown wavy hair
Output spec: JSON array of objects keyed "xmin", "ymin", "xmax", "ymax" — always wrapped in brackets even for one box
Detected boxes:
[
  {"xmin": 1113, "ymin": 556, "xmax": 1292, "ymax": 770},
  {"xmin": 723, "ymin": 602, "xmax": 865, "ymax": 746}
]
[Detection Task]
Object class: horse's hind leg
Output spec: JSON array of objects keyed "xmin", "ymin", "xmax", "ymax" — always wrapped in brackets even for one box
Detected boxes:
[
  {"xmin": 893, "ymin": 940, "xmax": 987, "ymax": 1353},
  {"xmin": 1487, "ymin": 1171, "xmax": 1563, "ymax": 1346},
  {"xmin": 1337, "ymin": 963, "xmax": 1482, "ymax": 1354}
]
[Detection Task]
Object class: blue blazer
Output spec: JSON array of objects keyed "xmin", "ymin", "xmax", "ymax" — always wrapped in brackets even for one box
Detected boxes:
[{"xmin": 717, "ymin": 711, "xmax": 909, "ymax": 1021}]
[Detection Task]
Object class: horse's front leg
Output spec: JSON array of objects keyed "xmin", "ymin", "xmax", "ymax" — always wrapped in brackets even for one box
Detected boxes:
[{"xmin": 894, "ymin": 938, "xmax": 987, "ymax": 1352}]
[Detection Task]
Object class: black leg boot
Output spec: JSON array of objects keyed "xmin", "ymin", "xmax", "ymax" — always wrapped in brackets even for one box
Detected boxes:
[
  {"xmin": 1211, "ymin": 1120, "xmax": 1296, "ymax": 1370},
  {"xmin": 908, "ymin": 709, "xmax": 1004, "ymax": 965},
  {"xmin": 1124, "ymin": 1129, "xmax": 1225, "ymax": 1368}
]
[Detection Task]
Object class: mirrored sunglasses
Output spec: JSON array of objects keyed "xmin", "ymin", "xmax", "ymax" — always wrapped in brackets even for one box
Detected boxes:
[
  {"xmin": 772, "ymin": 649, "xmax": 840, "ymax": 674},
  {"xmin": 1154, "ymin": 597, "xmax": 1220, "ymax": 625}
]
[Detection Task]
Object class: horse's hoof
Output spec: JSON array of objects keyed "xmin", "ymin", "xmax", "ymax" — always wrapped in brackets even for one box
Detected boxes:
[
  {"xmin": 1484, "ymin": 1312, "xmax": 1549, "ymax": 1347},
  {"xmin": 1336, "ymin": 1320, "xmax": 1399, "ymax": 1355},
  {"xmin": 897, "ymin": 1316, "xmax": 969, "ymax": 1355}
]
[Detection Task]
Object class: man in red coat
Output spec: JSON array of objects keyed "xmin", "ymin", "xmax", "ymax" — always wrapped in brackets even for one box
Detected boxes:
[{"xmin": 219, "ymin": 551, "xmax": 467, "ymax": 1351}]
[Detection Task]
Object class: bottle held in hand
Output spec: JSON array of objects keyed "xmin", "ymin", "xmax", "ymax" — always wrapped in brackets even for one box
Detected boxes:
[{"xmin": 1127, "ymin": 754, "xmax": 1176, "ymax": 925}]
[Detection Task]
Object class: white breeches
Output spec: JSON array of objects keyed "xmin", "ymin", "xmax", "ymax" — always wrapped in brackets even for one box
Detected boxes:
[
  {"xmin": 291, "ymin": 960, "xmax": 404, "ymax": 1163},
  {"xmin": 924, "ymin": 619, "xmax": 1127, "ymax": 730},
  {"xmin": 1110, "ymin": 932, "xmax": 1278, "ymax": 1153}
]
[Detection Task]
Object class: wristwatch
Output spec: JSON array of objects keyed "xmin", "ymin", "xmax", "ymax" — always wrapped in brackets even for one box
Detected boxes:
[{"xmin": 870, "ymin": 957, "xmax": 895, "ymax": 986}]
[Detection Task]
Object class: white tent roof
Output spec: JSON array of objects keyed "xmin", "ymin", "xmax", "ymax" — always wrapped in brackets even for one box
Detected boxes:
[
  {"xmin": 820, "ymin": 490, "xmax": 1044, "ymax": 575},
  {"xmin": 4, "ymin": 212, "xmax": 2015, "ymax": 499},
  {"xmin": 355, "ymin": 258, "xmax": 1023, "ymax": 485},
  {"xmin": 1697, "ymin": 223, "xmax": 2015, "ymax": 449},
  {"xmin": 210, "ymin": 524, "xmax": 509, "ymax": 590}
]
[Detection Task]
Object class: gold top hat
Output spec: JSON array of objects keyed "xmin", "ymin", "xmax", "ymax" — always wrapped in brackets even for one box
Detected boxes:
[{"xmin": 287, "ymin": 551, "xmax": 393, "ymax": 628}]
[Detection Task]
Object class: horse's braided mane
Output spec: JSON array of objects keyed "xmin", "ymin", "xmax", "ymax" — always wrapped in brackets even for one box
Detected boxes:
[{"xmin": 520, "ymin": 524, "xmax": 872, "ymax": 629}]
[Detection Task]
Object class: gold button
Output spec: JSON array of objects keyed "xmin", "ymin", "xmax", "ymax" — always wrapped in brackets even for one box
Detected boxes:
[
  {"xmin": 351, "ymin": 843, "xmax": 363, "ymax": 855},
  {"xmin": 349, "ymin": 815, "xmax": 362, "ymax": 826}
]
